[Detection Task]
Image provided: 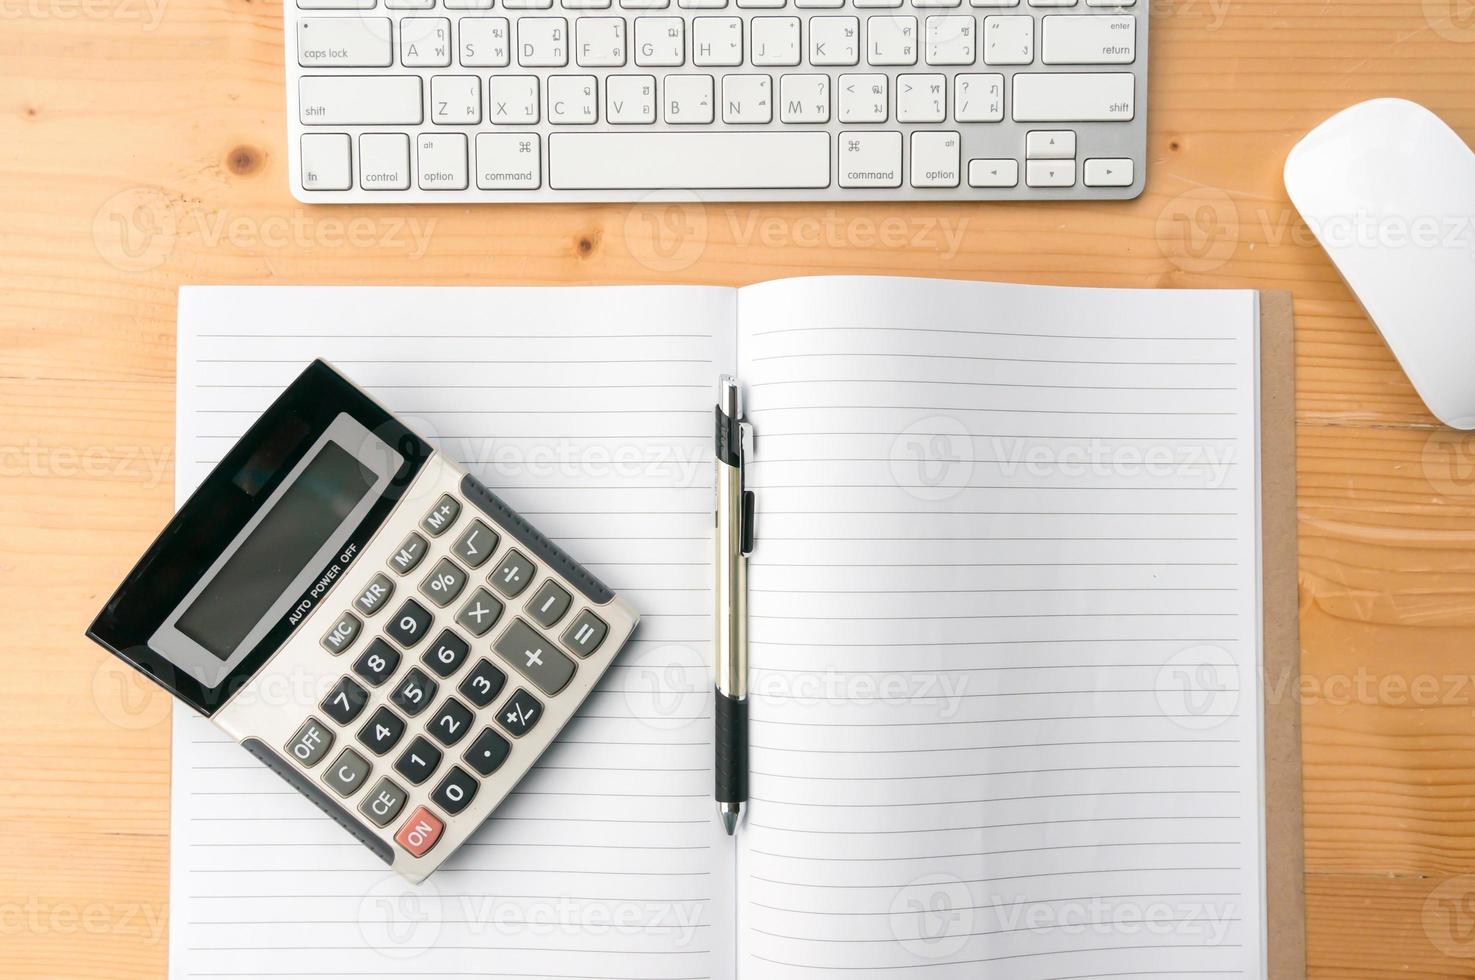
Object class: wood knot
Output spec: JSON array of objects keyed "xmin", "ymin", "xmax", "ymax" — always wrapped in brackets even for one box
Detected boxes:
[
  {"xmin": 576, "ymin": 234, "xmax": 598, "ymax": 257},
  {"xmin": 1168, "ymin": 139, "xmax": 1182, "ymax": 152},
  {"xmin": 226, "ymin": 145, "xmax": 262, "ymax": 175}
]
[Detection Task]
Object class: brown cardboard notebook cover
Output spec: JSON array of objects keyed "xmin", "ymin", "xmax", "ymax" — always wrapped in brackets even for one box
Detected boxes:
[{"xmin": 1259, "ymin": 290, "xmax": 1305, "ymax": 978}]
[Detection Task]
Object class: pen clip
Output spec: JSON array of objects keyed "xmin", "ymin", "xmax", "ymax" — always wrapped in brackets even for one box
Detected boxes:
[{"xmin": 738, "ymin": 421, "xmax": 755, "ymax": 556}]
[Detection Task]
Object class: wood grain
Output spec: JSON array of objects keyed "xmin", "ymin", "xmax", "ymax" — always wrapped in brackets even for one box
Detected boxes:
[{"xmin": 5, "ymin": 0, "xmax": 1475, "ymax": 974}]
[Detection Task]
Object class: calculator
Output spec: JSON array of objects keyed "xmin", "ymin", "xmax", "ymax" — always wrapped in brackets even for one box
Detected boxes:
[{"xmin": 87, "ymin": 360, "xmax": 639, "ymax": 883}]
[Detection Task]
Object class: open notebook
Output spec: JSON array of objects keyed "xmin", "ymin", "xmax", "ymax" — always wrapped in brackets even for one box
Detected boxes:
[{"xmin": 172, "ymin": 277, "xmax": 1284, "ymax": 979}]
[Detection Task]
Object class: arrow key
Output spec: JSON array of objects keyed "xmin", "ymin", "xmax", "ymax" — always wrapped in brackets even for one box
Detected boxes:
[
  {"xmin": 1084, "ymin": 157, "xmax": 1134, "ymax": 187},
  {"xmin": 1025, "ymin": 159, "xmax": 1076, "ymax": 187},
  {"xmin": 967, "ymin": 158, "xmax": 1019, "ymax": 188}
]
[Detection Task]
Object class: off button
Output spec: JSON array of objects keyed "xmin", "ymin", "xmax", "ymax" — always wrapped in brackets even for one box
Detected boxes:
[{"xmin": 394, "ymin": 806, "xmax": 445, "ymax": 858}]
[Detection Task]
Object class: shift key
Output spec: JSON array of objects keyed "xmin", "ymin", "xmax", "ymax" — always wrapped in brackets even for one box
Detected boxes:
[{"xmin": 300, "ymin": 76, "xmax": 423, "ymax": 125}]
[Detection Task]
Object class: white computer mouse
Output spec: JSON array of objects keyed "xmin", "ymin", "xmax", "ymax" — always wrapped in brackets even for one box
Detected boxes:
[{"xmin": 1284, "ymin": 98, "xmax": 1475, "ymax": 428}]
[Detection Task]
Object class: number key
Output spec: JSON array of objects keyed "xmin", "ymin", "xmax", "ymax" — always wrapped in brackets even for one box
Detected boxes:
[
  {"xmin": 357, "ymin": 705, "xmax": 407, "ymax": 756},
  {"xmin": 390, "ymin": 667, "xmax": 439, "ymax": 717},
  {"xmin": 428, "ymin": 697, "xmax": 474, "ymax": 746},
  {"xmin": 422, "ymin": 629, "xmax": 471, "ymax": 678},
  {"xmin": 458, "ymin": 658, "xmax": 507, "ymax": 707},
  {"xmin": 386, "ymin": 598, "xmax": 433, "ymax": 647},
  {"xmin": 321, "ymin": 676, "xmax": 370, "ymax": 725},
  {"xmin": 353, "ymin": 638, "xmax": 401, "ymax": 687},
  {"xmin": 431, "ymin": 765, "xmax": 479, "ymax": 815},
  {"xmin": 463, "ymin": 727, "xmax": 511, "ymax": 776},
  {"xmin": 394, "ymin": 735, "xmax": 443, "ymax": 784}
]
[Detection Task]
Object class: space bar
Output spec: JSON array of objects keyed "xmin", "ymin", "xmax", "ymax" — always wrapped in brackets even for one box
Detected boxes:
[{"xmin": 548, "ymin": 133, "xmax": 831, "ymax": 190}]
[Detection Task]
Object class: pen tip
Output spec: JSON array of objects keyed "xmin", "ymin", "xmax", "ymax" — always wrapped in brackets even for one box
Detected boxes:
[{"xmin": 720, "ymin": 803, "xmax": 742, "ymax": 836}]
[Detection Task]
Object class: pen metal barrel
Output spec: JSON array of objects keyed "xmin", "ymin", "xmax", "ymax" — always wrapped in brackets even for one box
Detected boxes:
[{"xmin": 714, "ymin": 377, "xmax": 748, "ymax": 823}]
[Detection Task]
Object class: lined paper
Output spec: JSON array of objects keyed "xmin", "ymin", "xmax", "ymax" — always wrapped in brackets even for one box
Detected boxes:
[
  {"xmin": 172, "ymin": 286, "xmax": 737, "ymax": 980},
  {"xmin": 734, "ymin": 277, "xmax": 1264, "ymax": 979}
]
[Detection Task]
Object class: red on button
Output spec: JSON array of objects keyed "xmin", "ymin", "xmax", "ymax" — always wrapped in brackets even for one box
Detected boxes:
[{"xmin": 393, "ymin": 806, "xmax": 445, "ymax": 857}]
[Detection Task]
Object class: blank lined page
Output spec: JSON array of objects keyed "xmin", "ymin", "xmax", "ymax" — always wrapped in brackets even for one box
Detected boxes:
[
  {"xmin": 734, "ymin": 277, "xmax": 1264, "ymax": 979},
  {"xmin": 172, "ymin": 286, "xmax": 736, "ymax": 980}
]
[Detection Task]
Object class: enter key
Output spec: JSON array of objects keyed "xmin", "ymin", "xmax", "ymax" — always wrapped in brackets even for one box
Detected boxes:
[{"xmin": 1041, "ymin": 15, "xmax": 1136, "ymax": 65}]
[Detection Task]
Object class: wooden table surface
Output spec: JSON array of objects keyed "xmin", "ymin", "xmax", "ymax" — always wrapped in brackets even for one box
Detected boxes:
[{"xmin": 5, "ymin": 0, "xmax": 1475, "ymax": 974}]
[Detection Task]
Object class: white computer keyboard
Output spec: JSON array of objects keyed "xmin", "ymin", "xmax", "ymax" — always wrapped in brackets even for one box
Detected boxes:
[{"xmin": 285, "ymin": 0, "xmax": 1147, "ymax": 202}]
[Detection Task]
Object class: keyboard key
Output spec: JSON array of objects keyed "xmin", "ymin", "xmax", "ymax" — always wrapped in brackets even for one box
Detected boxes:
[
  {"xmin": 982, "ymin": 14, "xmax": 1033, "ymax": 64},
  {"xmin": 323, "ymin": 748, "xmax": 372, "ymax": 797},
  {"xmin": 421, "ymin": 494, "xmax": 461, "ymax": 536},
  {"xmin": 838, "ymin": 131, "xmax": 902, "ymax": 187},
  {"xmin": 896, "ymin": 73, "xmax": 946, "ymax": 122},
  {"xmin": 300, "ymin": 134, "xmax": 352, "ymax": 190},
  {"xmin": 664, "ymin": 74, "xmax": 715, "ymax": 123},
  {"xmin": 925, "ymin": 14, "xmax": 975, "ymax": 64},
  {"xmin": 1083, "ymin": 157, "xmax": 1133, "ymax": 186},
  {"xmin": 1026, "ymin": 158, "xmax": 1076, "ymax": 186},
  {"xmin": 299, "ymin": 76, "xmax": 423, "ymax": 125},
  {"xmin": 548, "ymin": 132, "xmax": 830, "ymax": 188},
  {"xmin": 418, "ymin": 132, "xmax": 470, "ymax": 190},
  {"xmin": 464, "ymin": 727, "xmax": 512, "ymax": 776},
  {"xmin": 548, "ymin": 74, "xmax": 600, "ymax": 123},
  {"xmin": 635, "ymin": 17, "xmax": 685, "ymax": 66},
  {"xmin": 297, "ymin": 18, "xmax": 393, "ymax": 67},
  {"xmin": 967, "ymin": 157, "xmax": 1019, "ymax": 186},
  {"xmin": 459, "ymin": 17, "xmax": 512, "ymax": 66},
  {"xmin": 394, "ymin": 805, "xmax": 445, "ymax": 857},
  {"xmin": 838, "ymin": 73, "xmax": 887, "ymax": 122},
  {"xmin": 692, "ymin": 17, "xmax": 742, "ymax": 66},
  {"xmin": 576, "ymin": 16, "xmax": 626, "ymax": 65},
  {"xmin": 911, "ymin": 131, "xmax": 961, "ymax": 187},
  {"xmin": 401, "ymin": 17, "xmax": 452, "ymax": 66},
  {"xmin": 497, "ymin": 688, "xmax": 543, "ymax": 737},
  {"xmin": 286, "ymin": 718, "xmax": 333, "ymax": 768},
  {"xmin": 751, "ymin": 17, "xmax": 801, "ymax": 66},
  {"xmin": 954, "ymin": 72, "xmax": 1004, "ymax": 121},
  {"xmin": 428, "ymin": 697, "xmax": 475, "ymax": 746},
  {"xmin": 518, "ymin": 17, "xmax": 570, "ymax": 66},
  {"xmin": 779, "ymin": 74, "xmax": 830, "ymax": 123},
  {"xmin": 459, "ymin": 658, "xmax": 509, "ymax": 706},
  {"xmin": 527, "ymin": 580, "xmax": 573, "ymax": 627},
  {"xmin": 353, "ymin": 638, "xmax": 401, "ymax": 686},
  {"xmin": 491, "ymin": 549, "xmax": 536, "ymax": 597},
  {"xmin": 320, "ymin": 611, "xmax": 363, "ymax": 655},
  {"xmin": 394, "ymin": 736, "xmax": 443, "ymax": 784},
  {"xmin": 321, "ymin": 676, "xmax": 370, "ymax": 725},
  {"xmin": 1011, "ymin": 71, "xmax": 1134, "ymax": 121},
  {"xmin": 358, "ymin": 705, "xmax": 407, "ymax": 755},
  {"xmin": 390, "ymin": 667, "xmax": 440, "ymax": 716},
  {"xmin": 809, "ymin": 16, "xmax": 859, "ymax": 65},
  {"xmin": 866, "ymin": 15, "xmax": 917, "ymax": 65},
  {"xmin": 1026, "ymin": 129, "xmax": 1075, "ymax": 158},
  {"xmin": 489, "ymin": 75, "xmax": 541, "ymax": 123},
  {"xmin": 431, "ymin": 766, "xmax": 480, "ymax": 814},
  {"xmin": 1042, "ymin": 13, "xmax": 1134, "ymax": 63},
  {"xmin": 562, "ymin": 609, "xmax": 609, "ymax": 656},
  {"xmin": 432, "ymin": 75, "xmax": 483, "ymax": 124},
  {"xmin": 495, "ymin": 618, "xmax": 577, "ymax": 695},
  {"xmin": 456, "ymin": 587, "xmax": 505, "ymax": 636},
  {"xmin": 386, "ymin": 598, "xmax": 434, "ymax": 647},
  {"xmin": 297, "ymin": 0, "xmax": 373, "ymax": 8},
  {"xmin": 722, "ymin": 74, "xmax": 772, "ymax": 124},
  {"xmin": 607, "ymin": 74, "xmax": 657, "ymax": 123},
  {"xmin": 354, "ymin": 573, "xmax": 395, "ymax": 616},
  {"xmin": 477, "ymin": 133, "xmax": 543, "ymax": 188},
  {"xmin": 421, "ymin": 557, "xmax": 469, "ymax": 606},
  {"xmin": 423, "ymin": 629, "xmax": 472, "ymax": 678},
  {"xmin": 359, "ymin": 776, "xmax": 408, "ymax": 826}
]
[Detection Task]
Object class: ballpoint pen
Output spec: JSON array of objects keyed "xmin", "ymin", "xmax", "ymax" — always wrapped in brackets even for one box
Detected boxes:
[{"xmin": 714, "ymin": 375, "xmax": 754, "ymax": 836}]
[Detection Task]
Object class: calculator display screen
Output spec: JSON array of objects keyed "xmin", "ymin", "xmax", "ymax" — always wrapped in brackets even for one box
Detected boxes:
[{"xmin": 176, "ymin": 442, "xmax": 377, "ymax": 660}]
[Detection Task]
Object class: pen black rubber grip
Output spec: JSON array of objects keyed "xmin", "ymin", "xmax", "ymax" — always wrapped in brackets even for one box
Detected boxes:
[{"xmin": 714, "ymin": 689, "xmax": 748, "ymax": 804}]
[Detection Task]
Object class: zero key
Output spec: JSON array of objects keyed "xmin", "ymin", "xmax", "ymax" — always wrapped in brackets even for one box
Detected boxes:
[{"xmin": 393, "ymin": 805, "xmax": 445, "ymax": 858}]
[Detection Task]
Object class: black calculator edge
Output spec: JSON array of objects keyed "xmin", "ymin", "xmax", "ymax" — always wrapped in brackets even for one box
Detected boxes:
[
  {"xmin": 85, "ymin": 359, "xmax": 434, "ymax": 717},
  {"xmin": 460, "ymin": 473, "xmax": 615, "ymax": 605},
  {"xmin": 241, "ymin": 737, "xmax": 395, "ymax": 865}
]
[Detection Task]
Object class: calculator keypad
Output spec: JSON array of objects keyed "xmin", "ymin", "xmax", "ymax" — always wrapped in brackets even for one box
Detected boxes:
[{"xmin": 282, "ymin": 480, "xmax": 632, "ymax": 871}]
